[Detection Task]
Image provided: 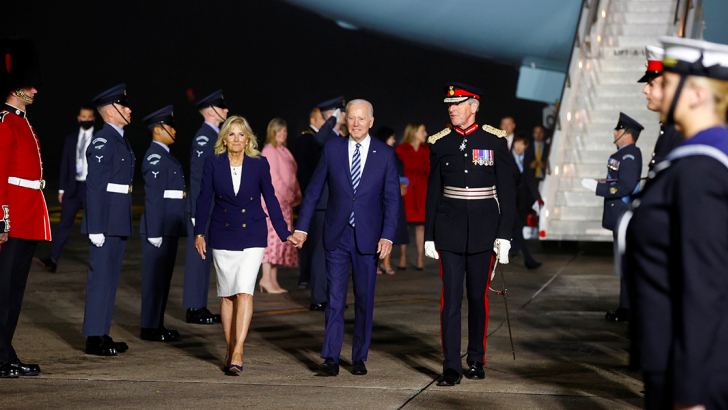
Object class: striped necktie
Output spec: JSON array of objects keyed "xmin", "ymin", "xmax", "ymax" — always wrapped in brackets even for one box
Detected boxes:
[{"xmin": 349, "ymin": 143, "xmax": 361, "ymax": 227}]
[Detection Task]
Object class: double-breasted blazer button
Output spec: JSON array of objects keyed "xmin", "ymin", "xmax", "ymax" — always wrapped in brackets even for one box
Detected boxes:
[
  {"xmin": 242, "ymin": 209, "xmax": 246, "ymax": 213},
  {"xmin": 243, "ymin": 224, "xmax": 246, "ymax": 228},
  {"xmin": 225, "ymin": 223, "xmax": 229, "ymax": 226}
]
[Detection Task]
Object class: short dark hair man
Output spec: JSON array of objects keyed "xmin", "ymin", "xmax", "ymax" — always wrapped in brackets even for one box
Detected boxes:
[{"xmin": 35, "ymin": 104, "xmax": 96, "ymax": 273}]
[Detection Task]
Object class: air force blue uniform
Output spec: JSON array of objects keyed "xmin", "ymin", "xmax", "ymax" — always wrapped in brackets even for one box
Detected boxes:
[{"xmin": 596, "ymin": 143, "xmax": 642, "ymax": 231}]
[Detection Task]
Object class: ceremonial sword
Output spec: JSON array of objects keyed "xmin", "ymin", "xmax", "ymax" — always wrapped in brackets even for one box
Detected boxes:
[{"xmin": 489, "ymin": 257, "xmax": 516, "ymax": 360}]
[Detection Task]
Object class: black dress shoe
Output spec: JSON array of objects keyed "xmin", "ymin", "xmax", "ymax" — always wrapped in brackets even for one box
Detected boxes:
[
  {"xmin": 525, "ymin": 261, "xmax": 542, "ymax": 270},
  {"xmin": 309, "ymin": 302, "xmax": 327, "ymax": 312},
  {"xmin": 352, "ymin": 360, "xmax": 367, "ymax": 375},
  {"xmin": 319, "ymin": 357, "xmax": 339, "ymax": 376},
  {"xmin": 34, "ymin": 257, "xmax": 57, "ymax": 273},
  {"xmin": 141, "ymin": 327, "xmax": 180, "ymax": 342},
  {"xmin": 465, "ymin": 362, "xmax": 485, "ymax": 380},
  {"xmin": 202, "ymin": 307, "xmax": 222, "ymax": 323},
  {"xmin": 186, "ymin": 307, "xmax": 220, "ymax": 324},
  {"xmin": 86, "ymin": 336, "xmax": 117, "ymax": 356},
  {"xmin": 0, "ymin": 362, "xmax": 19, "ymax": 378},
  {"xmin": 102, "ymin": 335, "xmax": 128, "ymax": 353},
  {"xmin": 10, "ymin": 359, "xmax": 40, "ymax": 376},
  {"xmin": 437, "ymin": 368, "xmax": 462, "ymax": 386},
  {"xmin": 605, "ymin": 308, "xmax": 630, "ymax": 322}
]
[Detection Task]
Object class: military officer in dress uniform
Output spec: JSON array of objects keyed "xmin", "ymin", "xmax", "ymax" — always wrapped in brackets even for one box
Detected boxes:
[
  {"xmin": 424, "ymin": 82, "xmax": 515, "ymax": 386},
  {"xmin": 81, "ymin": 84, "xmax": 135, "ymax": 356},
  {"xmin": 296, "ymin": 96, "xmax": 345, "ymax": 311},
  {"xmin": 139, "ymin": 106, "xmax": 186, "ymax": 342},
  {"xmin": 184, "ymin": 90, "xmax": 227, "ymax": 324},
  {"xmin": 35, "ymin": 104, "xmax": 96, "ymax": 273},
  {"xmin": 638, "ymin": 45, "xmax": 683, "ymax": 172},
  {"xmin": 0, "ymin": 38, "xmax": 47, "ymax": 378},
  {"xmin": 581, "ymin": 112, "xmax": 643, "ymax": 322}
]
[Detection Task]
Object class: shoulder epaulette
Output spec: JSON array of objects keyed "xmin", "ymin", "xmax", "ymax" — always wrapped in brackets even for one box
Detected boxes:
[
  {"xmin": 482, "ymin": 124, "xmax": 507, "ymax": 138},
  {"xmin": 301, "ymin": 129, "xmax": 314, "ymax": 135},
  {"xmin": 427, "ymin": 128, "xmax": 451, "ymax": 144},
  {"xmin": 0, "ymin": 112, "xmax": 7, "ymax": 122}
]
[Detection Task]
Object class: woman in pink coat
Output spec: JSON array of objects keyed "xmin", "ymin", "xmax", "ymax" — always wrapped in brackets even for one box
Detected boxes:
[{"xmin": 260, "ymin": 118, "xmax": 301, "ymax": 293}]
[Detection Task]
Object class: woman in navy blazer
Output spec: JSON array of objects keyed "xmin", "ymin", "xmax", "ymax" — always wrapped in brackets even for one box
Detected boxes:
[{"xmin": 194, "ymin": 116, "xmax": 296, "ymax": 373}]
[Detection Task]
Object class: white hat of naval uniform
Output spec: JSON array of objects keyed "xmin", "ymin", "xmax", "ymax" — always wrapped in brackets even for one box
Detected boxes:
[
  {"xmin": 638, "ymin": 45, "xmax": 665, "ymax": 82},
  {"xmin": 659, "ymin": 36, "xmax": 728, "ymax": 81}
]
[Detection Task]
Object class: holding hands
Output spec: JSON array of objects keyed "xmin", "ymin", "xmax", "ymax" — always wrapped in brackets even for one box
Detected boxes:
[{"xmin": 290, "ymin": 231, "xmax": 307, "ymax": 249}]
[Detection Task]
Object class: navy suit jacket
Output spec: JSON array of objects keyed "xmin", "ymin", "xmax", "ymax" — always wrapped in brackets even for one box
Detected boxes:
[
  {"xmin": 140, "ymin": 142, "xmax": 187, "ymax": 238},
  {"xmin": 297, "ymin": 136, "xmax": 400, "ymax": 254},
  {"xmin": 194, "ymin": 152, "xmax": 290, "ymax": 251},
  {"xmin": 81, "ymin": 123, "xmax": 135, "ymax": 236},
  {"xmin": 188, "ymin": 123, "xmax": 218, "ymax": 217},
  {"xmin": 59, "ymin": 127, "xmax": 96, "ymax": 198}
]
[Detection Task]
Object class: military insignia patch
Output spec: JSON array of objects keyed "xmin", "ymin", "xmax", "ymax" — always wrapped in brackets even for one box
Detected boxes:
[
  {"xmin": 95, "ymin": 155, "xmax": 104, "ymax": 163},
  {"xmin": 196, "ymin": 150, "xmax": 204, "ymax": 157},
  {"xmin": 196, "ymin": 136, "xmax": 209, "ymax": 146},
  {"xmin": 427, "ymin": 128, "xmax": 451, "ymax": 144},
  {"xmin": 147, "ymin": 153, "xmax": 162, "ymax": 165},
  {"xmin": 608, "ymin": 158, "xmax": 620, "ymax": 171},
  {"xmin": 472, "ymin": 149, "xmax": 494, "ymax": 166},
  {"xmin": 152, "ymin": 171, "xmax": 160, "ymax": 179},
  {"xmin": 448, "ymin": 86, "xmax": 455, "ymax": 96},
  {"xmin": 622, "ymin": 154, "xmax": 635, "ymax": 161},
  {"xmin": 610, "ymin": 187, "xmax": 618, "ymax": 194}
]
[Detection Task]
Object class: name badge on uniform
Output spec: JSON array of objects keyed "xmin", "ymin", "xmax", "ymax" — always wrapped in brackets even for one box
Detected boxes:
[
  {"xmin": 607, "ymin": 158, "xmax": 620, "ymax": 171},
  {"xmin": 472, "ymin": 149, "xmax": 494, "ymax": 166}
]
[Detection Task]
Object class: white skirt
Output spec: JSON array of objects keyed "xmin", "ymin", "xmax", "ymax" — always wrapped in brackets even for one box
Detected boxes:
[{"xmin": 212, "ymin": 247, "xmax": 265, "ymax": 297}]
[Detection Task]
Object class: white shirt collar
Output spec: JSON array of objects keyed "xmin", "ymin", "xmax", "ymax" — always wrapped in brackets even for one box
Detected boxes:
[
  {"xmin": 106, "ymin": 122, "xmax": 125, "ymax": 137},
  {"xmin": 310, "ymin": 124, "xmax": 319, "ymax": 133},
  {"xmin": 153, "ymin": 140, "xmax": 170, "ymax": 153},
  {"xmin": 205, "ymin": 121, "xmax": 220, "ymax": 134},
  {"xmin": 79, "ymin": 126, "xmax": 94, "ymax": 135}
]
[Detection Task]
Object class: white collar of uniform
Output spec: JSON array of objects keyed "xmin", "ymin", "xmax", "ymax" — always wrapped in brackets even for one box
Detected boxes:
[
  {"xmin": 349, "ymin": 134, "xmax": 371, "ymax": 150},
  {"xmin": 106, "ymin": 122, "xmax": 125, "ymax": 137},
  {"xmin": 153, "ymin": 140, "xmax": 170, "ymax": 153},
  {"xmin": 205, "ymin": 121, "xmax": 220, "ymax": 134},
  {"xmin": 310, "ymin": 124, "xmax": 319, "ymax": 133}
]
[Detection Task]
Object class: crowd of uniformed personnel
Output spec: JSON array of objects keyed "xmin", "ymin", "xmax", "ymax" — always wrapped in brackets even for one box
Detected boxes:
[{"xmin": 2, "ymin": 34, "xmax": 728, "ymax": 409}]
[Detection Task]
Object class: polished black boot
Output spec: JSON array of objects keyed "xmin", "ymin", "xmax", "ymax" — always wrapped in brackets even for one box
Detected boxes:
[
  {"xmin": 103, "ymin": 335, "xmax": 128, "ymax": 353},
  {"xmin": 437, "ymin": 368, "xmax": 462, "ymax": 386},
  {"xmin": 605, "ymin": 307, "xmax": 630, "ymax": 322},
  {"xmin": 10, "ymin": 359, "xmax": 40, "ymax": 376},
  {"xmin": 319, "ymin": 357, "xmax": 339, "ymax": 376},
  {"xmin": 465, "ymin": 362, "xmax": 485, "ymax": 380},
  {"xmin": 86, "ymin": 336, "xmax": 117, "ymax": 356},
  {"xmin": 186, "ymin": 307, "xmax": 221, "ymax": 324},
  {"xmin": 141, "ymin": 327, "xmax": 180, "ymax": 342}
]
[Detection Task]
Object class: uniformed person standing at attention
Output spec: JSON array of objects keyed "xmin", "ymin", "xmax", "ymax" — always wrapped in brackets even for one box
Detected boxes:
[
  {"xmin": 581, "ymin": 112, "xmax": 643, "ymax": 322},
  {"xmin": 139, "ymin": 106, "xmax": 186, "ymax": 342},
  {"xmin": 424, "ymin": 82, "xmax": 515, "ymax": 387},
  {"xmin": 82, "ymin": 84, "xmax": 135, "ymax": 356},
  {"xmin": 184, "ymin": 90, "xmax": 227, "ymax": 324},
  {"xmin": 637, "ymin": 45, "xmax": 683, "ymax": 171}
]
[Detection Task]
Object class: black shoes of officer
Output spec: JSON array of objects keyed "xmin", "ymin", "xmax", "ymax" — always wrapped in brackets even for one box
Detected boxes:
[
  {"xmin": 103, "ymin": 335, "xmax": 128, "ymax": 353},
  {"xmin": 525, "ymin": 260, "xmax": 542, "ymax": 270},
  {"xmin": 10, "ymin": 359, "xmax": 40, "ymax": 376},
  {"xmin": 0, "ymin": 362, "xmax": 19, "ymax": 378},
  {"xmin": 86, "ymin": 336, "xmax": 118, "ymax": 356},
  {"xmin": 605, "ymin": 307, "xmax": 630, "ymax": 322},
  {"xmin": 34, "ymin": 257, "xmax": 57, "ymax": 273},
  {"xmin": 437, "ymin": 368, "xmax": 462, "ymax": 386},
  {"xmin": 141, "ymin": 327, "xmax": 180, "ymax": 342},
  {"xmin": 309, "ymin": 302, "xmax": 327, "ymax": 312},
  {"xmin": 319, "ymin": 357, "xmax": 339, "ymax": 376},
  {"xmin": 465, "ymin": 362, "xmax": 485, "ymax": 380},
  {"xmin": 186, "ymin": 307, "xmax": 221, "ymax": 324},
  {"xmin": 352, "ymin": 360, "xmax": 367, "ymax": 376}
]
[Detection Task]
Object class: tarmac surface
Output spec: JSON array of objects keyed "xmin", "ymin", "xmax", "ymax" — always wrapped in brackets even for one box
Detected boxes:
[{"xmin": 1, "ymin": 214, "xmax": 643, "ymax": 409}]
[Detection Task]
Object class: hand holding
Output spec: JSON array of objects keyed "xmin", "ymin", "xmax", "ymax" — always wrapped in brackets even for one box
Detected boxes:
[
  {"xmin": 494, "ymin": 238, "xmax": 511, "ymax": 264},
  {"xmin": 58, "ymin": 193, "xmax": 64, "ymax": 204},
  {"xmin": 195, "ymin": 236, "xmax": 207, "ymax": 259},
  {"xmin": 400, "ymin": 182, "xmax": 407, "ymax": 197},
  {"xmin": 424, "ymin": 241, "xmax": 438, "ymax": 259},
  {"xmin": 581, "ymin": 178, "xmax": 598, "ymax": 193},
  {"xmin": 0, "ymin": 232, "xmax": 7, "ymax": 245},
  {"xmin": 674, "ymin": 404, "xmax": 706, "ymax": 410},
  {"xmin": 286, "ymin": 235, "xmax": 299, "ymax": 247},
  {"xmin": 377, "ymin": 239, "xmax": 393, "ymax": 259},
  {"xmin": 292, "ymin": 231, "xmax": 307, "ymax": 249}
]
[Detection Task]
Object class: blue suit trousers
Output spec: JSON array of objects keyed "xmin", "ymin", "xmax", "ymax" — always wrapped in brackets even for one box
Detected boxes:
[
  {"xmin": 83, "ymin": 235, "xmax": 127, "ymax": 336},
  {"xmin": 141, "ymin": 235, "xmax": 179, "ymax": 328}
]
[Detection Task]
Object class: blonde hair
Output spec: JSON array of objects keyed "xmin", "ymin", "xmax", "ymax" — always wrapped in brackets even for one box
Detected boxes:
[
  {"xmin": 402, "ymin": 122, "xmax": 423, "ymax": 145},
  {"xmin": 687, "ymin": 76, "xmax": 728, "ymax": 121},
  {"xmin": 215, "ymin": 116, "xmax": 261, "ymax": 158},
  {"xmin": 265, "ymin": 118, "xmax": 287, "ymax": 148}
]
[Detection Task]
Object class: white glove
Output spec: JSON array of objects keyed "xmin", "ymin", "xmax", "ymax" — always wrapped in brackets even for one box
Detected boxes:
[
  {"xmin": 332, "ymin": 108, "xmax": 341, "ymax": 123},
  {"xmin": 191, "ymin": 218, "xmax": 195, "ymax": 227},
  {"xmin": 148, "ymin": 237, "xmax": 163, "ymax": 248},
  {"xmin": 581, "ymin": 178, "xmax": 598, "ymax": 193},
  {"xmin": 424, "ymin": 241, "xmax": 439, "ymax": 259},
  {"xmin": 494, "ymin": 238, "xmax": 511, "ymax": 264},
  {"xmin": 89, "ymin": 233, "xmax": 105, "ymax": 247}
]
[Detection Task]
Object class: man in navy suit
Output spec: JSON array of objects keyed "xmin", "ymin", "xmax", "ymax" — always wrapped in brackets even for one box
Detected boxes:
[
  {"xmin": 139, "ymin": 106, "xmax": 187, "ymax": 342},
  {"xmin": 81, "ymin": 84, "xmax": 135, "ymax": 356},
  {"xmin": 35, "ymin": 105, "xmax": 96, "ymax": 273},
  {"xmin": 293, "ymin": 99, "xmax": 400, "ymax": 377},
  {"xmin": 184, "ymin": 90, "xmax": 227, "ymax": 325}
]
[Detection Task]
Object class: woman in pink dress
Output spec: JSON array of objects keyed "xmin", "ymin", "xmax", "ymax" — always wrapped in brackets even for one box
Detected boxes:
[{"xmin": 260, "ymin": 118, "xmax": 301, "ymax": 293}]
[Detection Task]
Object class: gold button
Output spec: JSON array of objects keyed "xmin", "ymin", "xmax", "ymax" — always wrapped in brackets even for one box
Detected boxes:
[
  {"xmin": 250, "ymin": 197, "xmax": 253, "ymax": 200},
  {"xmin": 243, "ymin": 224, "xmax": 246, "ymax": 228},
  {"xmin": 242, "ymin": 209, "xmax": 246, "ymax": 213},
  {"xmin": 224, "ymin": 209, "xmax": 227, "ymax": 212},
  {"xmin": 174, "ymin": 172, "xmax": 177, "ymax": 174},
  {"xmin": 225, "ymin": 223, "xmax": 229, "ymax": 226},
  {"xmin": 122, "ymin": 159, "xmax": 125, "ymax": 161}
]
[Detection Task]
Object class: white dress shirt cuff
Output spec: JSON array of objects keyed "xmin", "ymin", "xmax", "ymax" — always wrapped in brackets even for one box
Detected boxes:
[
  {"xmin": 58, "ymin": 190, "xmax": 64, "ymax": 194},
  {"xmin": 294, "ymin": 229, "xmax": 308, "ymax": 235},
  {"xmin": 382, "ymin": 238, "xmax": 393, "ymax": 244}
]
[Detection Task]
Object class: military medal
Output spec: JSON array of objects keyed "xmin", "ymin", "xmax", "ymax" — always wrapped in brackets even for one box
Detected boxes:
[
  {"xmin": 607, "ymin": 158, "xmax": 620, "ymax": 171},
  {"xmin": 472, "ymin": 149, "xmax": 494, "ymax": 166},
  {"xmin": 459, "ymin": 140, "xmax": 466, "ymax": 151}
]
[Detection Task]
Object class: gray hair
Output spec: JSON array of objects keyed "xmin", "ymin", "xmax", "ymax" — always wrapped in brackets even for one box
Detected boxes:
[
  {"xmin": 346, "ymin": 99, "xmax": 374, "ymax": 118},
  {"xmin": 466, "ymin": 98, "xmax": 480, "ymax": 113}
]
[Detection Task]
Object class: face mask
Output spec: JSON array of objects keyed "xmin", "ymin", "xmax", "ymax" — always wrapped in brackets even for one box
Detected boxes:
[{"xmin": 79, "ymin": 120, "xmax": 94, "ymax": 130}]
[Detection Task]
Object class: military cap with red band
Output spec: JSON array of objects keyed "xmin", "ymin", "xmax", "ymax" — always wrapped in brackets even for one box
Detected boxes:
[
  {"xmin": 443, "ymin": 82, "xmax": 484, "ymax": 104},
  {"xmin": 637, "ymin": 45, "xmax": 664, "ymax": 83}
]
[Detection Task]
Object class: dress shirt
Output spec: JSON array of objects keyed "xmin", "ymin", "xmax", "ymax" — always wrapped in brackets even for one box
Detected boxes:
[
  {"xmin": 75, "ymin": 126, "xmax": 94, "ymax": 181},
  {"xmin": 152, "ymin": 140, "xmax": 170, "ymax": 153},
  {"xmin": 204, "ymin": 121, "xmax": 220, "ymax": 134},
  {"xmin": 231, "ymin": 166, "xmax": 242, "ymax": 195},
  {"xmin": 107, "ymin": 122, "xmax": 125, "ymax": 138},
  {"xmin": 506, "ymin": 133, "xmax": 514, "ymax": 150},
  {"xmin": 348, "ymin": 134, "xmax": 371, "ymax": 172},
  {"xmin": 513, "ymin": 150, "xmax": 525, "ymax": 173}
]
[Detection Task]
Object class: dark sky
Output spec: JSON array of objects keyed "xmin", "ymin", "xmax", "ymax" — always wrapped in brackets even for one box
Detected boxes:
[{"xmin": 2, "ymin": 0, "xmax": 545, "ymax": 186}]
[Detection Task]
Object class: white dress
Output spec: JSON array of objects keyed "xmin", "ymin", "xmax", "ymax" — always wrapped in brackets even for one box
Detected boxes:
[{"xmin": 212, "ymin": 165, "xmax": 265, "ymax": 297}]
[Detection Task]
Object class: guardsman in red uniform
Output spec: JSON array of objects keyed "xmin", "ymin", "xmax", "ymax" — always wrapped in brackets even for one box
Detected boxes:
[{"xmin": 0, "ymin": 38, "xmax": 48, "ymax": 379}]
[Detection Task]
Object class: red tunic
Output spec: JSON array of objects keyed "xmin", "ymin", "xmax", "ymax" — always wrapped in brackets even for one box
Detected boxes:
[
  {"xmin": 395, "ymin": 142, "xmax": 430, "ymax": 223},
  {"xmin": 0, "ymin": 104, "xmax": 51, "ymax": 241}
]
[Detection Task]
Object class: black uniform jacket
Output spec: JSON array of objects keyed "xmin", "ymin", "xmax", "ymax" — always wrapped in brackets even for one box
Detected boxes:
[
  {"xmin": 595, "ymin": 143, "xmax": 642, "ymax": 231},
  {"xmin": 625, "ymin": 126, "xmax": 728, "ymax": 405},
  {"xmin": 140, "ymin": 142, "xmax": 187, "ymax": 238},
  {"xmin": 294, "ymin": 116, "xmax": 339, "ymax": 210},
  {"xmin": 649, "ymin": 123, "xmax": 683, "ymax": 171},
  {"xmin": 425, "ymin": 124, "xmax": 515, "ymax": 254}
]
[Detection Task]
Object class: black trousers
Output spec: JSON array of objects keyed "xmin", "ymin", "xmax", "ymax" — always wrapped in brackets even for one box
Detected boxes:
[
  {"xmin": 0, "ymin": 237, "xmax": 38, "ymax": 362},
  {"xmin": 439, "ymin": 249, "xmax": 494, "ymax": 375},
  {"xmin": 50, "ymin": 182, "xmax": 86, "ymax": 262}
]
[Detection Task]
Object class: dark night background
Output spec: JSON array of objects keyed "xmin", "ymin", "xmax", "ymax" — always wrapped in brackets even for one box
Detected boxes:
[{"xmin": 2, "ymin": 0, "xmax": 546, "ymax": 193}]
